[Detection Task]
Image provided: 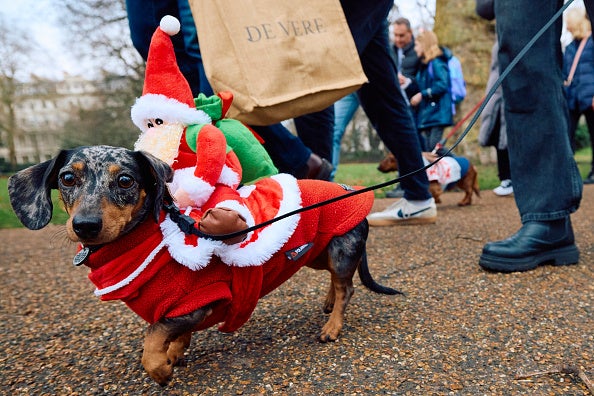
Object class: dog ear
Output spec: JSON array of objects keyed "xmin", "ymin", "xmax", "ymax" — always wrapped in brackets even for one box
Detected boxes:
[
  {"xmin": 8, "ymin": 150, "xmax": 72, "ymax": 230},
  {"xmin": 135, "ymin": 151, "xmax": 174, "ymax": 222}
]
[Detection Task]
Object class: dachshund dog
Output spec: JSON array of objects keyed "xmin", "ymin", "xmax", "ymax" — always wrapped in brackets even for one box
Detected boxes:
[
  {"xmin": 378, "ymin": 152, "xmax": 480, "ymax": 206},
  {"xmin": 8, "ymin": 146, "xmax": 400, "ymax": 386}
]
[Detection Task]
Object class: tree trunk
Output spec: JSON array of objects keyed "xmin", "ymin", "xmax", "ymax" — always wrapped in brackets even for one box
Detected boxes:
[{"xmin": 434, "ymin": 0, "xmax": 496, "ymax": 158}]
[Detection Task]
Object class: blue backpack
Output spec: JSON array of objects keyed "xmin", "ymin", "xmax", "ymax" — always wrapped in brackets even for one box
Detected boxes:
[{"xmin": 447, "ymin": 55, "xmax": 467, "ymax": 104}]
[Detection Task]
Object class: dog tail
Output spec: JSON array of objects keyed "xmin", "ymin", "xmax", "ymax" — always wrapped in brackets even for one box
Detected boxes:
[{"xmin": 358, "ymin": 250, "xmax": 403, "ymax": 295}]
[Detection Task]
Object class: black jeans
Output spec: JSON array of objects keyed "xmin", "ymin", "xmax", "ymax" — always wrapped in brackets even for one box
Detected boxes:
[{"xmin": 495, "ymin": 0, "xmax": 582, "ymax": 222}]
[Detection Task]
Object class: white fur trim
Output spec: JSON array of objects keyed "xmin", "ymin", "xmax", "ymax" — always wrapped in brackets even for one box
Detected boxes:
[
  {"xmin": 239, "ymin": 185, "xmax": 256, "ymax": 197},
  {"xmin": 218, "ymin": 173, "xmax": 301, "ymax": 267},
  {"xmin": 218, "ymin": 164, "xmax": 240, "ymax": 187},
  {"xmin": 131, "ymin": 94, "xmax": 211, "ymax": 131},
  {"xmin": 160, "ymin": 214, "xmax": 225, "ymax": 270},
  {"xmin": 214, "ymin": 200, "xmax": 255, "ymax": 227},
  {"xmin": 171, "ymin": 167, "xmax": 215, "ymax": 207}
]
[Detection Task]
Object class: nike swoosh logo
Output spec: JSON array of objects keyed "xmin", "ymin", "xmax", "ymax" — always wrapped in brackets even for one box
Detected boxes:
[{"xmin": 397, "ymin": 207, "xmax": 431, "ymax": 219}]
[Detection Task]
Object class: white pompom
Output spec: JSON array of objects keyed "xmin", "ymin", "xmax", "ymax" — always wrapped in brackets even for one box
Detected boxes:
[{"xmin": 160, "ymin": 15, "xmax": 181, "ymax": 36}]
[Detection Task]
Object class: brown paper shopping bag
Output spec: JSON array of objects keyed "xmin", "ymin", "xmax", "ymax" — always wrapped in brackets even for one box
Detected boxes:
[{"xmin": 190, "ymin": 0, "xmax": 367, "ymax": 125}]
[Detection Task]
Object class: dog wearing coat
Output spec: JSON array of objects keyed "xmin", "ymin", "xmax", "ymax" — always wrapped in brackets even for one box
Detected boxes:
[
  {"xmin": 378, "ymin": 152, "xmax": 480, "ymax": 206},
  {"xmin": 8, "ymin": 146, "xmax": 400, "ymax": 385}
]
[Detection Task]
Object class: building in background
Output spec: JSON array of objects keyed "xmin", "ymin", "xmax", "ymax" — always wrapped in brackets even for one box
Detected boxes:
[{"xmin": 0, "ymin": 73, "xmax": 132, "ymax": 169}]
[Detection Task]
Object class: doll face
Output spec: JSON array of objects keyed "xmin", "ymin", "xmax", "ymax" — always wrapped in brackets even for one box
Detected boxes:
[{"xmin": 134, "ymin": 118, "xmax": 185, "ymax": 166}]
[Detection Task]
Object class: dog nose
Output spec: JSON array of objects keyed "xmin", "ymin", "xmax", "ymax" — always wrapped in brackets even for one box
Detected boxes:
[{"xmin": 72, "ymin": 216, "xmax": 103, "ymax": 239}]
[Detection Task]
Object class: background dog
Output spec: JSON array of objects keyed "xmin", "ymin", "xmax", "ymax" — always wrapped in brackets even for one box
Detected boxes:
[
  {"xmin": 378, "ymin": 152, "xmax": 480, "ymax": 206},
  {"xmin": 8, "ymin": 145, "xmax": 400, "ymax": 385}
]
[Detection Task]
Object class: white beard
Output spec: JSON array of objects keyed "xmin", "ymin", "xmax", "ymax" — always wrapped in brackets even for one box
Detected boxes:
[{"xmin": 134, "ymin": 123, "xmax": 185, "ymax": 166}]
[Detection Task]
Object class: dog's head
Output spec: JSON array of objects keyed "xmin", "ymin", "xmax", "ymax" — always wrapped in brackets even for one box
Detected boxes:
[
  {"xmin": 8, "ymin": 145, "xmax": 173, "ymax": 245},
  {"xmin": 377, "ymin": 153, "xmax": 398, "ymax": 173}
]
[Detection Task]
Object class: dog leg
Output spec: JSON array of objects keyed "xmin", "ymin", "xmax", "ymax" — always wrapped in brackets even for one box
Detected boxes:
[
  {"xmin": 142, "ymin": 322, "xmax": 177, "ymax": 386},
  {"xmin": 322, "ymin": 282, "xmax": 336, "ymax": 314},
  {"xmin": 318, "ymin": 229, "xmax": 363, "ymax": 342},
  {"xmin": 429, "ymin": 181, "xmax": 443, "ymax": 204},
  {"xmin": 142, "ymin": 307, "xmax": 211, "ymax": 385},
  {"xmin": 168, "ymin": 331, "xmax": 192, "ymax": 367},
  {"xmin": 320, "ymin": 272, "xmax": 354, "ymax": 342},
  {"xmin": 457, "ymin": 165, "xmax": 478, "ymax": 206}
]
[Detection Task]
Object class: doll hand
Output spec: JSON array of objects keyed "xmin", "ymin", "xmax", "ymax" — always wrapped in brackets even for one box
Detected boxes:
[
  {"xmin": 174, "ymin": 189, "xmax": 193, "ymax": 209},
  {"xmin": 199, "ymin": 207, "xmax": 248, "ymax": 245}
]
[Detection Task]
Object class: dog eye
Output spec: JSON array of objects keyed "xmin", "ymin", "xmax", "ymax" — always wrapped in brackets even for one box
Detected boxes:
[
  {"xmin": 60, "ymin": 172, "xmax": 76, "ymax": 187},
  {"xmin": 117, "ymin": 174, "xmax": 135, "ymax": 189},
  {"xmin": 155, "ymin": 118, "xmax": 163, "ymax": 125}
]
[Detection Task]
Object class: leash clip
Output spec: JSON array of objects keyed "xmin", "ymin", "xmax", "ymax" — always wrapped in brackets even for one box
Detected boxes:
[{"xmin": 163, "ymin": 202, "xmax": 197, "ymax": 235}]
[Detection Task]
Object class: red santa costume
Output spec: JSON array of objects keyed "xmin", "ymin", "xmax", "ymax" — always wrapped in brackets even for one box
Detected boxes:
[
  {"xmin": 82, "ymin": 15, "xmax": 377, "ymax": 333},
  {"xmin": 130, "ymin": 15, "xmax": 242, "ymax": 209},
  {"xmin": 84, "ymin": 180, "xmax": 374, "ymax": 332}
]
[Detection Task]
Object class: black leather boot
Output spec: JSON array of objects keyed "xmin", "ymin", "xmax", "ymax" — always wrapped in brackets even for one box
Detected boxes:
[{"xmin": 479, "ymin": 217, "xmax": 579, "ymax": 272}]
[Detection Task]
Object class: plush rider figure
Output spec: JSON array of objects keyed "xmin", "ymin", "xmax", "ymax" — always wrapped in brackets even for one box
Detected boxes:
[{"xmin": 131, "ymin": 15, "xmax": 276, "ymax": 209}]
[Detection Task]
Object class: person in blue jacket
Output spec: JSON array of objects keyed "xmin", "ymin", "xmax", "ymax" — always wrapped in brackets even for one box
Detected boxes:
[
  {"xmin": 563, "ymin": 7, "xmax": 594, "ymax": 184},
  {"xmin": 409, "ymin": 30, "xmax": 453, "ymax": 152}
]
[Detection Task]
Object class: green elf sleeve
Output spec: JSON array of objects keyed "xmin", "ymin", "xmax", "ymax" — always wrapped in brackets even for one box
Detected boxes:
[{"xmin": 195, "ymin": 93, "xmax": 278, "ymax": 185}]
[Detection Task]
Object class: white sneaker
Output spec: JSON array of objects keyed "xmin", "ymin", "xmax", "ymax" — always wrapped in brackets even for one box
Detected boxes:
[
  {"xmin": 493, "ymin": 179, "xmax": 513, "ymax": 196},
  {"xmin": 367, "ymin": 198, "xmax": 437, "ymax": 226}
]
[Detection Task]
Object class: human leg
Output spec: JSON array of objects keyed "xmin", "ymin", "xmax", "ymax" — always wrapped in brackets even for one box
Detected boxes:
[
  {"xmin": 340, "ymin": 1, "xmax": 430, "ymax": 201},
  {"xmin": 338, "ymin": 0, "xmax": 433, "ymax": 225},
  {"xmin": 177, "ymin": 0, "xmax": 213, "ymax": 96},
  {"xmin": 479, "ymin": 0, "xmax": 582, "ymax": 272},
  {"xmin": 331, "ymin": 93, "xmax": 360, "ymax": 179},
  {"xmin": 250, "ymin": 124, "xmax": 332, "ymax": 180},
  {"xmin": 426, "ymin": 126, "xmax": 445, "ymax": 152},
  {"xmin": 126, "ymin": 0, "xmax": 203, "ymax": 95},
  {"xmin": 493, "ymin": 148, "xmax": 513, "ymax": 196},
  {"xmin": 294, "ymin": 106, "xmax": 335, "ymax": 162}
]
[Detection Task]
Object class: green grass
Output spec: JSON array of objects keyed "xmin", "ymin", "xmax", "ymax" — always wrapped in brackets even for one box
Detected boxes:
[
  {"xmin": 1, "ymin": 147, "xmax": 591, "ymax": 229},
  {"xmin": 334, "ymin": 147, "xmax": 593, "ymax": 197},
  {"xmin": 0, "ymin": 177, "xmax": 69, "ymax": 229}
]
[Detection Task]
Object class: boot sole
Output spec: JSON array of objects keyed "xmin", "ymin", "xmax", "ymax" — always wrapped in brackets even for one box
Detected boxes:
[
  {"xmin": 367, "ymin": 216, "xmax": 437, "ymax": 226},
  {"xmin": 479, "ymin": 244, "xmax": 579, "ymax": 272}
]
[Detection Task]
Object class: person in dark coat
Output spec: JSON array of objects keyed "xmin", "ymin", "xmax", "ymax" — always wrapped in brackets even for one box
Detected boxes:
[
  {"xmin": 409, "ymin": 30, "xmax": 454, "ymax": 152},
  {"xmin": 563, "ymin": 7, "xmax": 594, "ymax": 183},
  {"xmin": 476, "ymin": 0, "xmax": 583, "ymax": 273},
  {"xmin": 391, "ymin": 17, "xmax": 421, "ymax": 100}
]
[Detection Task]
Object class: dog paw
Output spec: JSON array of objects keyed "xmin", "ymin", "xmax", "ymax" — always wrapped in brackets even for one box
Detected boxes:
[
  {"xmin": 142, "ymin": 355, "xmax": 174, "ymax": 386},
  {"xmin": 319, "ymin": 321, "xmax": 341, "ymax": 342}
]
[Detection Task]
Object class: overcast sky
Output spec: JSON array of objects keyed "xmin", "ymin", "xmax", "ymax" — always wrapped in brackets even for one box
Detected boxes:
[{"xmin": 0, "ymin": 0, "xmax": 76, "ymax": 78}]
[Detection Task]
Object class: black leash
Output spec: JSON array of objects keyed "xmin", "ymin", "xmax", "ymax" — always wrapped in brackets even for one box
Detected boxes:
[{"xmin": 167, "ymin": 0, "xmax": 573, "ymax": 242}]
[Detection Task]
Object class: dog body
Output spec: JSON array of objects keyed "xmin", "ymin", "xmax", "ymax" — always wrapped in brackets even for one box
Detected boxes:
[
  {"xmin": 378, "ymin": 153, "xmax": 480, "ymax": 206},
  {"xmin": 8, "ymin": 146, "xmax": 399, "ymax": 385}
]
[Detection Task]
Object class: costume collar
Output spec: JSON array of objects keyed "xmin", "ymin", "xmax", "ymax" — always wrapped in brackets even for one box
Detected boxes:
[{"xmin": 84, "ymin": 215, "xmax": 169, "ymax": 299}]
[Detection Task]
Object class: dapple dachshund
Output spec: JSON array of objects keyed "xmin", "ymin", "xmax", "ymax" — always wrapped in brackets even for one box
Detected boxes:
[
  {"xmin": 8, "ymin": 145, "xmax": 400, "ymax": 386},
  {"xmin": 378, "ymin": 152, "xmax": 480, "ymax": 206}
]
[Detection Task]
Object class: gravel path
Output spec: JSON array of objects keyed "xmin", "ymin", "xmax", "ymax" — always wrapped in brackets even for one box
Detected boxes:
[{"xmin": 1, "ymin": 186, "xmax": 593, "ymax": 395}]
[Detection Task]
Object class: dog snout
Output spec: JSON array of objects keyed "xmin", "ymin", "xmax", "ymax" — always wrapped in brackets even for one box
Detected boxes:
[{"xmin": 72, "ymin": 215, "xmax": 103, "ymax": 240}]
